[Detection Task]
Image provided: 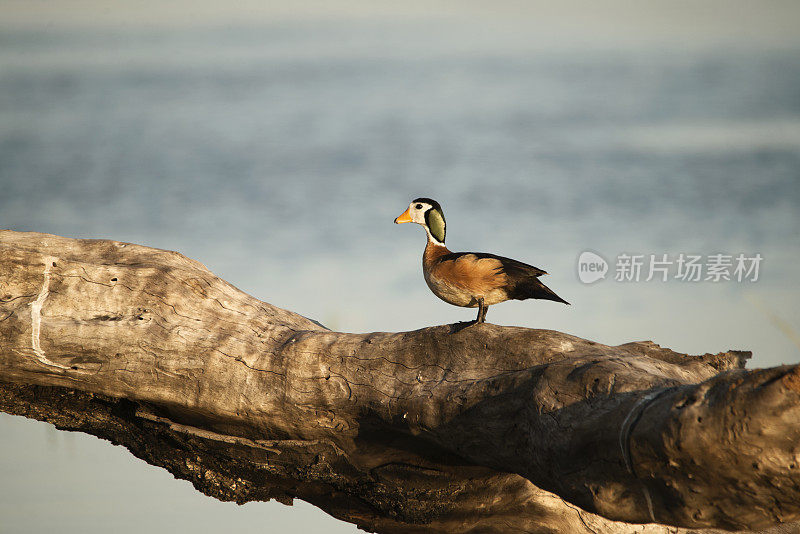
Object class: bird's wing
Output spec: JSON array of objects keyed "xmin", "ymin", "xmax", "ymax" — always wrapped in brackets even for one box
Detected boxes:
[
  {"xmin": 433, "ymin": 252, "xmax": 509, "ymax": 291},
  {"xmin": 467, "ymin": 252, "xmax": 548, "ymax": 278}
]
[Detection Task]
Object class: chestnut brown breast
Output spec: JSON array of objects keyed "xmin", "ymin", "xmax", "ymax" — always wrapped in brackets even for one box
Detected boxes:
[{"xmin": 423, "ymin": 242, "xmax": 510, "ymax": 307}]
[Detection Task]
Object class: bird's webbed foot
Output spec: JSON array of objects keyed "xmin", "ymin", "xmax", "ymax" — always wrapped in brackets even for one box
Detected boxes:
[{"xmin": 474, "ymin": 297, "xmax": 488, "ymax": 324}]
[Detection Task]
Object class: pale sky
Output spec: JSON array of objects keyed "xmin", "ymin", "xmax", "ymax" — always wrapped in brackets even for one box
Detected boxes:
[{"xmin": 2, "ymin": 0, "xmax": 800, "ymax": 49}]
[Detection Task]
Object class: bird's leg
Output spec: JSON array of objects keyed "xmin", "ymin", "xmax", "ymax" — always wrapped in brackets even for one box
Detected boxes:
[{"xmin": 475, "ymin": 297, "xmax": 488, "ymax": 324}]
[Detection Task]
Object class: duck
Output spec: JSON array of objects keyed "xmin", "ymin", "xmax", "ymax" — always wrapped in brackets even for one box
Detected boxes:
[{"xmin": 394, "ymin": 198, "xmax": 569, "ymax": 324}]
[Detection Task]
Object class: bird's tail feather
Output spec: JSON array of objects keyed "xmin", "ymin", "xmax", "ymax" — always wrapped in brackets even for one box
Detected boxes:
[{"xmin": 510, "ymin": 277, "xmax": 570, "ymax": 305}]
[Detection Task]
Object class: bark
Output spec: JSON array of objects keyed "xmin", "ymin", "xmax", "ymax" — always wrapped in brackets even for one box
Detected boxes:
[{"xmin": 0, "ymin": 229, "xmax": 798, "ymax": 533}]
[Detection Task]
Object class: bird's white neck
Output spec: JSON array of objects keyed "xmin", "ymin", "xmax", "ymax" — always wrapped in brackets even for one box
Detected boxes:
[{"xmin": 425, "ymin": 226, "xmax": 446, "ymax": 247}]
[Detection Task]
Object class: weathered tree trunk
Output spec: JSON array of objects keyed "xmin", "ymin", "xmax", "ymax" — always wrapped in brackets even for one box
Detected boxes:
[{"xmin": 1, "ymin": 230, "xmax": 798, "ymax": 533}]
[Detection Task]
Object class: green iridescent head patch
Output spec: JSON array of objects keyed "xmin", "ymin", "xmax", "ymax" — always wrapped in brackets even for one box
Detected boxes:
[{"xmin": 425, "ymin": 207, "xmax": 446, "ymax": 243}]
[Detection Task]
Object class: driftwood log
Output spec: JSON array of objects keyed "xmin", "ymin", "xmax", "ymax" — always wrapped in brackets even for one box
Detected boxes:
[{"xmin": 1, "ymin": 230, "xmax": 799, "ymax": 534}]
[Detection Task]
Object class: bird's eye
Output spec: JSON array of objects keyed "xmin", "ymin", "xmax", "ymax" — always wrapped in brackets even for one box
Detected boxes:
[{"xmin": 415, "ymin": 204, "xmax": 423, "ymax": 210}]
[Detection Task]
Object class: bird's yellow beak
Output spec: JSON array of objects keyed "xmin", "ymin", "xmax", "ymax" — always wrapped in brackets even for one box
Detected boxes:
[{"xmin": 394, "ymin": 208, "xmax": 412, "ymax": 224}]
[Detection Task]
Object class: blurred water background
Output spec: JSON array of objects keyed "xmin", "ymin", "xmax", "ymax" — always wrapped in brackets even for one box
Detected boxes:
[{"xmin": 1, "ymin": 2, "xmax": 799, "ymax": 532}]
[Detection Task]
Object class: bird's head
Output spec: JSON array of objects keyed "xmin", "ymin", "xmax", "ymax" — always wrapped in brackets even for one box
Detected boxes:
[{"xmin": 394, "ymin": 197, "xmax": 446, "ymax": 245}]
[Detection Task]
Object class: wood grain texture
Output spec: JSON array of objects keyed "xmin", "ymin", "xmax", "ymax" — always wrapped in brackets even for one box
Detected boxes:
[{"xmin": 1, "ymin": 230, "xmax": 798, "ymax": 533}]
